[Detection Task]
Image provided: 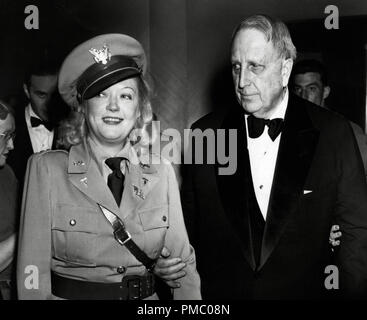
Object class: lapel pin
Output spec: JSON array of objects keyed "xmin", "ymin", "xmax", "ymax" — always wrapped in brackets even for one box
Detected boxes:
[
  {"xmin": 133, "ymin": 185, "xmax": 145, "ymax": 200},
  {"xmin": 80, "ymin": 177, "xmax": 88, "ymax": 186},
  {"xmin": 73, "ymin": 160, "xmax": 85, "ymax": 166},
  {"xmin": 139, "ymin": 162, "xmax": 150, "ymax": 169}
]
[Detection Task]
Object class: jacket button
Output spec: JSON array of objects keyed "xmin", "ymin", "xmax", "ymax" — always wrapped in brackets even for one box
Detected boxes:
[
  {"xmin": 162, "ymin": 216, "xmax": 167, "ymax": 222},
  {"xmin": 117, "ymin": 266, "xmax": 126, "ymax": 274},
  {"xmin": 69, "ymin": 219, "xmax": 76, "ymax": 226}
]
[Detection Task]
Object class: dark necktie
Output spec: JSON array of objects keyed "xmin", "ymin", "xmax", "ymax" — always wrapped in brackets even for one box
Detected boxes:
[
  {"xmin": 247, "ymin": 115, "xmax": 284, "ymax": 141},
  {"xmin": 105, "ymin": 157, "xmax": 126, "ymax": 206},
  {"xmin": 30, "ymin": 116, "xmax": 53, "ymax": 131}
]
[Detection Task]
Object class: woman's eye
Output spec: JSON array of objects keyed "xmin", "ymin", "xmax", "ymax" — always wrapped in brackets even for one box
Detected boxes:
[
  {"xmin": 97, "ymin": 92, "xmax": 106, "ymax": 98},
  {"xmin": 121, "ymin": 94, "xmax": 132, "ymax": 100}
]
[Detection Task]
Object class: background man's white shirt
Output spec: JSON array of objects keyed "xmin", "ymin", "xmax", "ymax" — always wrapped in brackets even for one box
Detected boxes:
[
  {"xmin": 245, "ymin": 89, "xmax": 288, "ymax": 220},
  {"xmin": 25, "ymin": 104, "xmax": 54, "ymax": 153}
]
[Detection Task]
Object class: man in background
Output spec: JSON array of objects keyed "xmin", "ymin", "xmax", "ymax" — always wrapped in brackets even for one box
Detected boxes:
[
  {"xmin": 291, "ymin": 59, "xmax": 367, "ymax": 179},
  {"xmin": 7, "ymin": 57, "xmax": 69, "ymax": 186}
]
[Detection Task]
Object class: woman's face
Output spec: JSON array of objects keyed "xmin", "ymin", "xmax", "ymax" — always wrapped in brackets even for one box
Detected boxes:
[
  {"xmin": 84, "ymin": 78, "xmax": 140, "ymax": 147},
  {"xmin": 0, "ymin": 113, "xmax": 15, "ymax": 168}
]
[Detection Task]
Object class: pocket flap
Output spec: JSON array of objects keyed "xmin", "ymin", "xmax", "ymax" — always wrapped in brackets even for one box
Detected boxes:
[
  {"xmin": 139, "ymin": 205, "xmax": 169, "ymax": 231},
  {"xmin": 53, "ymin": 204, "xmax": 99, "ymax": 233}
]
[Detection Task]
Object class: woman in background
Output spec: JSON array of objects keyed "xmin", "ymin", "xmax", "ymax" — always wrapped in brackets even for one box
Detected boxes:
[{"xmin": 0, "ymin": 100, "xmax": 18, "ymax": 300}]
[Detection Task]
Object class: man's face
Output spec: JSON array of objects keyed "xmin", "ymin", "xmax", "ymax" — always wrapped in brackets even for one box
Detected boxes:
[
  {"xmin": 0, "ymin": 113, "xmax": 15, "ymax": 167},
  {"xmin": 24, "ymin": 74, "xmax": 58, "ymax": 121},
  {"xmin": 231, "ymin": 28, "xmax": 293, "ymax": 118},
  {"xmin": 293, "ymin": 72, "xmax": 329, "ymax": 107}
]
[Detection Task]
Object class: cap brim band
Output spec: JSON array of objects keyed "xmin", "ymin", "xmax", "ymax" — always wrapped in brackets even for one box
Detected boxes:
[{"xmin": 77, "ymin": 55, "xmax": 142, "ymax": 100}]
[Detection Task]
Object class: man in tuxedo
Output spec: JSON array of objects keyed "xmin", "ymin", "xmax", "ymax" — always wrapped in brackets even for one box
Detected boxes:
[
  {"xmin": 291, "ymin": 59, "xmax": 367, "ymax": 179},
  {"xmin": 7, "ymin": 59, "xmax": 66, "ymax": 186},
  {"xmin": 182, "ymin": 14, "xmax": 367, "ymax": 299}
]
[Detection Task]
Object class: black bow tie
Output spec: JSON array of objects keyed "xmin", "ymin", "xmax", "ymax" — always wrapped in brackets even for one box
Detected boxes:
[
  {"xmin": 30, "ymin": 116, "xmax": 53, "ymax": 131},
  {"xmin": 247, "ymin": 115, "xmax": 284, "ymax": 141}
]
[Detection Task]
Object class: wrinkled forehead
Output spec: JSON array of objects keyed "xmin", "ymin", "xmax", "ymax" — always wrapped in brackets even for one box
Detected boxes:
[{"xmin": 231, "ymin": 28, "xmax": 278, "ymax": 61}]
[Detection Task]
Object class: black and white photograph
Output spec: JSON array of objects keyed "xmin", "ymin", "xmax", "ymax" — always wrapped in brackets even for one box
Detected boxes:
[{"xmin": 0, "ymin": 0, "xmax": 367, "ymax": 312}]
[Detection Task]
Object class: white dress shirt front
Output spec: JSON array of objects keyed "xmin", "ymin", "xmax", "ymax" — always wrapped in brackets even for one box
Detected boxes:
[
  {"xmin": 25, "ymin": 104, "xmax": 54, "ymax": 153},
  {"xmin": 245, "ymin": 89, "xmax": 289, "ymax": 220}
]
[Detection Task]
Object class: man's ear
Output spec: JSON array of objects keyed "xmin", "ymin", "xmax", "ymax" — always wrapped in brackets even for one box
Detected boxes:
[
  {"xmin": 323, "ymin": 86, "xmax": 331, "ymax": 100},
  {"xmin": 23, "ymin": 83, "xmax": 30, "ymax": 99},
  {"xmin": 281, "ymin": 58, "xmax": 294, "ymax": 87}
]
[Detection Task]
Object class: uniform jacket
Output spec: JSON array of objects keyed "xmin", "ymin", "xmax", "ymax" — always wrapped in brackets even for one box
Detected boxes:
[
  {"xmin": 182, "ymin": 93, "xmax": 367, "ymax": 299},
  {"xmin": 17, "ymin": 139, "xmax": 201, "ymax": 300}
]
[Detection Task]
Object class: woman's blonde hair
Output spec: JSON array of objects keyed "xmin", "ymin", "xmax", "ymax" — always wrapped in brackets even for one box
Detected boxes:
[{"xmin": 56, "ymin": 76, "xmax": 158, "ymax": 153}]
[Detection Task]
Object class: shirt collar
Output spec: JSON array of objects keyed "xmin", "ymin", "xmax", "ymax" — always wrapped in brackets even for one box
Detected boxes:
[
  {"xmin": 269, "ymin": 88, "xmax": 288, "ymax": 120},
  {"xmin": 87, "ymin": 137, "xmax": 133, "ymax": 176},
  {"xmin": 27, "ymin": 104, "xmax": 42, "ymax": 120}
]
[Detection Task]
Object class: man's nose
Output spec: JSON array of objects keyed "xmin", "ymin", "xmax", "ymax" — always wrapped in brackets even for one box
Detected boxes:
[
  {"xmin": 301, "ymin": 90, "xmax": 309, "ymax": 100},
  {"xmin": 238, "ymin": 69, "xmax": 251, "ymax": 88}
]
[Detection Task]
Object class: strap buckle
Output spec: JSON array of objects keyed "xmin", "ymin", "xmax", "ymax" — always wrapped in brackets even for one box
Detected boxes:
[
  {"xmin": 113, "ymin": 221, "xmax": 131, "ymax": 246},
  {"xmin": 127, "ymin": 278, "xmax": 141, "ymax": 300}
]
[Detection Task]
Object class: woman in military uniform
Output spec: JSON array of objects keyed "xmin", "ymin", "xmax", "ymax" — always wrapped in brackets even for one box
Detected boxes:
[{"xmin": 17, "ymin": 34, "xmax": 201, "ymax": 300}]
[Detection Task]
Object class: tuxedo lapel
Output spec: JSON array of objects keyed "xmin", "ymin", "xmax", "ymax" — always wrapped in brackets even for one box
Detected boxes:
[
  {"xmin": 18, "ymin": 113, "xmax": 34, "ymax": 157},
  {"xmin": 259, "ymin": 94, "xmax": 320, "ymax": 270},
  {"xmin": 216, "ymin": 107, "xmax": 256, "ymax": 270}
]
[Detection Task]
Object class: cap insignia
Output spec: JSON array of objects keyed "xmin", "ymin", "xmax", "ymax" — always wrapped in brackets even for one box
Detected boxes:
[{"xmin": 89, "ymin": 45, "xmax": 111, "ymax": 65}]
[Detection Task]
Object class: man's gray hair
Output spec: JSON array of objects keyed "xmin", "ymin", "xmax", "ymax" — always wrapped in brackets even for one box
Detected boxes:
[{"xmin": 231, "ymin": 14, "xmax": 297, "ymax": 60}]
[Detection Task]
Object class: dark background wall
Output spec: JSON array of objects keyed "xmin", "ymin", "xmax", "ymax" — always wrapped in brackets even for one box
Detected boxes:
[{"xmin": 0, "ymin": 0, "xmax": 366, "ymax": 137}]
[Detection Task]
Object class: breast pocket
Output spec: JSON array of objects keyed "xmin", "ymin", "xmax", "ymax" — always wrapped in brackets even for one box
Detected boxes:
[
  {"xmin": 52, "ymin": 204, "xmax": 99, "ymax": 266},
  {"xmin": 139, "ymin": 205, "xmax": 169, "ymax": 231},
  {"xmin": 138, "ymin": 205, "xmax": 169, "ymax": 256}
]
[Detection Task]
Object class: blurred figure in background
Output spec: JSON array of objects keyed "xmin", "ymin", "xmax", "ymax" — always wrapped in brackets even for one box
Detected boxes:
[
  {"xmin": 0, "ymin": 100, "xmax": 18, "ymax": 300},
  {"xmin": 7, "ymin": 56, "xmax": 70, "ymax": 187},
  {"xmin": 291, "ymin": 59, "xmax": 367, "ymax": 179}
]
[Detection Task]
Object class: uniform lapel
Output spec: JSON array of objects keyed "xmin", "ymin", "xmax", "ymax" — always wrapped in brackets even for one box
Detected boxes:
[
  {"xmin": 68, "ymin": 139, "xmax": 120, "ymax": 215},
  {"xmin": 120, "ymin": 147, "xmax": 160, "ymax": 218},
  {"xmin": 258, "ymin": 94, "xmax": 320, "ymax": 270}
]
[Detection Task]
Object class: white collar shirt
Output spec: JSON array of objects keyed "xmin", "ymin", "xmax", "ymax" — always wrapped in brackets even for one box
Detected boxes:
[
  {"xmin": 244, "ymin": 89, "xmax": 289, "ymax": 220},
  {"xmin": 25, "ymin": 104, "xmax": 54, "ymax": 153}
]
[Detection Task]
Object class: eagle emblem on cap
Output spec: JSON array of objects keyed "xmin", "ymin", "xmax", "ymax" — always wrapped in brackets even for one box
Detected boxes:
[{"xmin": 89, "ymin": 45, "xmax": 111, "ymax": 65}]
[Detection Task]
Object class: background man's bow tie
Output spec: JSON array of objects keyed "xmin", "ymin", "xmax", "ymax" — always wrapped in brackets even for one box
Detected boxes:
[
  {"xmin": 247, "ymin": 115, "xmax": 284, "ymax": 141},
  {"xmin": 30, "ymin": 117, "xmax": 53, "ymax": 131}
]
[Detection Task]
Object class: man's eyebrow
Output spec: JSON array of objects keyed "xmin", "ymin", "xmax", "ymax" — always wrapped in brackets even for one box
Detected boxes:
[
  {"xmin": 34, "ymin": 90, "xmax": 47, "ymax": 94},
  {"xmin": 305, "ymin": 82, "xmax": 321, "ymax": 87}
]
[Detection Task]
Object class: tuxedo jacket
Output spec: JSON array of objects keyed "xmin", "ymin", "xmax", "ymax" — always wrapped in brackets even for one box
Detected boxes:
[
  {"xmin": 349, "ymin": 122, "xmax": 367, "ymax": 180},
  {"xmin": 182, "ymin": 93, "xmax": 367, "ymax": 299},
  {"xmin": 17, "ymin": 139, "xmax": 201, "ymax": 300},
  {"xmin": 7, "ymin": 109, "xmax": 57, "ymax": 186}
]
